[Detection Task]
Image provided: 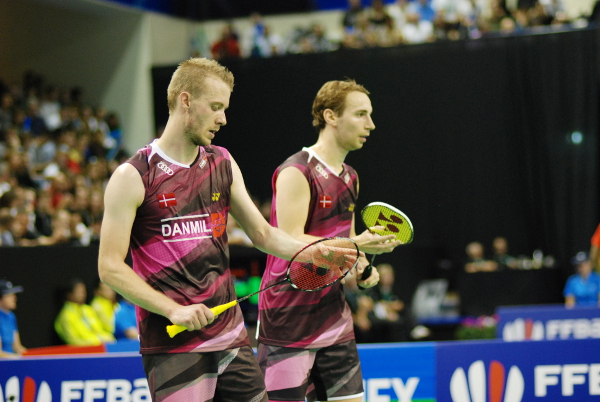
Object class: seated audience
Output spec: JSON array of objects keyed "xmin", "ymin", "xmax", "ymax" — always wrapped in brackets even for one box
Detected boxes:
[
  {"xmin": 564, "ymin": 252, "xmax": 600, "ymax": 308},
  {"xmin": 492, "ymin": 236, "xmax": 518, "ymax": 269},
  {"xmin": 464, "ymin": 241, "xmax": 498, "ymax": 272},
  {"xmin": 366, "ymin": 263, "xmax": 430, "ymax": 341},
  {"xmin": 0, "ymin": 280, "xmax": 27, "ymax": 357},
  {"xmin": 114, "ymin": 298, "xmax": 139, "ymax": 340},
  {"xmin": 90, "ymin": 280, "xmax": 117, "ymax": 335},
  {"xmin": 54, "ymin": 278, "xmax": 115, "ymax": 345}
]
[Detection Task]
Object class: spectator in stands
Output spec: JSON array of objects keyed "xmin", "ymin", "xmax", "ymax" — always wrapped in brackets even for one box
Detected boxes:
[
  {"xmin": 564, "ymin": 252, "xmax": 600, "ymax": 307},
  {"xmin": 91, "ymin": 280, "xmax": 117, "ymax": 335},
  {"xmin": 105, "ymin": 112, "xmax": 123, "ymax": 161},
  {"xmin": 39, "ymin": 85, "xmax": 61, "ymax": 132},
  {"xmin": 88, "ymin": 188, "xmax": 104, "ymax": 239},
  {"xmin": 0, "ymin": 280, "xmax": 27, "ymax": 357},
  {"xmin": 211, "ymin": 22, "xmax": 241, "ymax": 61},
  {"xmin": 431, "ymin": 0, "xmax": 474, "ymax": 39},
  {"xmin": 306, "ymin": 23, "xmax": 339, "ymax": 52},
  {"xmin": 34, "ymin": 189, "xmax": 54, "ymax": 237},
  {"xmin": 244, "ymin": 12, "xmax": 270, "ymax": 58},
  {"xmin": 408, "ymin": 0, "xmax": 437, "ymax": 22},
  {"xmin": 0, "ymin": 162, "xmax": 12, "ymax": 198},
  {"xmin": 343, "ymin": 0, "xmax": 366, "ymax": 31},
  {"xmin": 492, "ymin": 236, "xmax": 518, "ymax": 269},
  {"xmin": 343, "ymin": 273, "xmax": 383, "ymax": 343},
  {"xmin": 114, "ymin": 298, "xmax": 139, "ymax": 340},
  {"xmin": 464, "ymin": 241, "xmax": 498, "ymax": 272},
  {"xmin": 388, "ymin": 0, "xmax": 411, "ymax": 32},
  {"xmin": 54, "ymin": 278, "xmax": 115, "ymax": 345},
  {"xmin": 0, "ymin": 208, "xmax": 15, "ymax": 246},
  {"xmin": 367, "ymin": 0, "xmax": 396, "ymax": 44},
  {"xmin": 401, "ymin": 11, "xmax": 435, "ymax": 44},
  {"xmin": 366, "ymin": 263, "xmax": 430, "ymax": 341},
  {"xmin": 0, "ymin": 92, "xmax": 15, "ymax": 133}
]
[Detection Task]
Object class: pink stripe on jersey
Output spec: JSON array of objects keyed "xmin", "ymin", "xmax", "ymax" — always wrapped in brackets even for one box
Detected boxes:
[
  {"xmin": 264, "ymin": 353, "xmax": 314, "ymax": 391},
  {"xmin": 287, "ymin": 315, "xmax": 351, "ymax": 348},
  {"xmin": 160, "ymin": 377, "xmax": 218, "ymax": 402},
  {"xmin": 185, "ymin": 321, "xmax": 246, "ymax": 353},
  {"xmin": 132, "ymin": 237, "xmax": 202, "ymax": 276}
]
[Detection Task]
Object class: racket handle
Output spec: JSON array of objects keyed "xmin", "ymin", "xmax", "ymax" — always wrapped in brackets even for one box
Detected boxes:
[
  {"xmin": 166, "ymin": 300, "xmax": 239, "ymax": 338},
  {"xmin": 361, "ymin": 254, "xmax": 377, "ymax": 281},
  {"xmin": 360, "ymin": 265, "xmax": 373, "ymax": 281}
]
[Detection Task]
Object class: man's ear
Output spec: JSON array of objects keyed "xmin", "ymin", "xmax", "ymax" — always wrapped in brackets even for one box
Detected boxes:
[
  {"xmin": 323, "ymin": 109, "xmax": 337, "ymax": 126},
  {"xmin": 179, "ymin": 92, "xmax": 191, "ymax": 110}
]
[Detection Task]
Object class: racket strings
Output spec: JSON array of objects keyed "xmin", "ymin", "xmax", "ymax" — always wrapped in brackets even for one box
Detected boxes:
[
  {"xmin": 288, "ymin": 238, "xmax": 358, "ymax": 291},
  {"xmin": 362, "ymin": 207, "xmax": 413, "ymax": 243}
]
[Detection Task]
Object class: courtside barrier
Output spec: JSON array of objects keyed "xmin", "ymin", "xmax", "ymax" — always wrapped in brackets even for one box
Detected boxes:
[
  {"xmin": 1, "ymin": 338, "xmax": 599, "ymax": 401},
  {"xmin": 496, "ymin": 304, "xmax": 600, "ymax": 342}
]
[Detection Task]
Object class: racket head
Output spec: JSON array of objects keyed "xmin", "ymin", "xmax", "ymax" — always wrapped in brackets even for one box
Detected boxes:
[
  {"xmin": 287, "ymin": 237, "xmax": 359, "ymax": 291},
  {"xmin": 361, "ymin": 202, "xmax": 414, "ymax": 244}
]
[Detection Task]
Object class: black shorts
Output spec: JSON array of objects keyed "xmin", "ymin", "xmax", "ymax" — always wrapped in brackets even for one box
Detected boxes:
[
  {"xmin": 142, "ymin": 346, "xmax": 267, "ymax": 402},
  {"xmin": 257, "ymin": 339, "xmax": 364, "ymax": 401}
]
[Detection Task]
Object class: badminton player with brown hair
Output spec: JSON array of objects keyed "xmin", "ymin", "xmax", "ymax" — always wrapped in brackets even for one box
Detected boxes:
[
  {"xmin": 98, "ymin": 57, "xmax": 328, "ymax": 402},
  {"xmin": 257, "ymin": 79, "xmax": 402, "ymax": 402}
]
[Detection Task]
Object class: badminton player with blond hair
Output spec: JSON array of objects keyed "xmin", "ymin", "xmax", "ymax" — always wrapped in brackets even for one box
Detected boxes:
[
  {"xmin": 98, "ymin": 57, "xmax": 343, "ymax": 402},
  {"xmin": 257, "ymin": 79, "xmax": 402, "ymax": 402}
]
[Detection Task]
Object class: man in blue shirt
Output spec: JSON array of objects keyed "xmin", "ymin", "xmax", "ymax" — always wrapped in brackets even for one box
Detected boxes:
[
  {"xmin": 0, "ymin": 280, "xmax": 27, "ymax": 357},
  {"xmin": 564, "ymin": 252, "xmax": 600, "ymax": 307},
  {"xmin": 114, "ymin": 298, "xmax": 138, "ymax": 340}
]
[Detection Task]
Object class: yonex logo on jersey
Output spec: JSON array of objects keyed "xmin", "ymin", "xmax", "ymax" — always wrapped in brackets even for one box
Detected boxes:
[
  {"xmin": 212, "ymin": 193, "xmax": 221, "ymax": 201},
  {"xmin": 319, "ymin": 195, "xmax": 332, "ymax": 208},
  {"xmin": 157, "ymin": 161, "xmax": 174, "ymax": 176},
  {"xmin": 450, "ymin": 360, "xmax": 524, "ymax": 402},
  {"xmin": 157, "ymin": 193, "xmax": 177, "ymax": 209},
  {"xmin": 349, "ymin": 204, "xmax": 355, "ymax": 212},
  {"xmin": 315, "ymin": 164, "xmax": 329, "ymax": 179}
]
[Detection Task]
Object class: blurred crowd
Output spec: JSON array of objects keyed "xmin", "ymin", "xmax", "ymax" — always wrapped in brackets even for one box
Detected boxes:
[
  {"xmin": 0, "ymin": 72, "xmax": 128, "ymax": 247},
  {"xmin": 205, "ymin": 0, "xmax": 585, "ymax": 60}
]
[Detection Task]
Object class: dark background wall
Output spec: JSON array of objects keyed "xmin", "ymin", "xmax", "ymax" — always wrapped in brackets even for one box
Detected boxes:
[{"xmin": 153, "ymin": 27, "xmax": 600, "ymax": 277}]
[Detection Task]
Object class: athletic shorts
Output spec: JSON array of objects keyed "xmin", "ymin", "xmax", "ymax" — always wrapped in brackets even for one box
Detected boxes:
[
  {"xmin": 142, "ymin": 346, "xmax": 267, "ymax": 402},
  {"xmin": 257, "ymin": 339, "xmax": 364, "ymax": 402}
]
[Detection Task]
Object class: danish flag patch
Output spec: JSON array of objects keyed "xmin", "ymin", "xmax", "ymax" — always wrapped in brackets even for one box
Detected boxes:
[
  {"xmin": 319, "ymin": 195, "xmax": 332, "ymax": 208},
  {"xmin": 157, "ymin": 193, "xmax": 177, "ymax": 208}
]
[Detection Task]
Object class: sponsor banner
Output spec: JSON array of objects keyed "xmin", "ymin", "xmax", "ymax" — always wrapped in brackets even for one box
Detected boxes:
[
  {"xmin": 437, "ymin": 338, "xmax": 600, "ymax": 401},
  {"xmin": 0, "ymin": 344, "xmax": 436, "ymax": 402},
  {"xmin": 0, "ymin": 353, "xmax": 148, "ymax": 402},
  {"xmin": 497, "ymin": 304, "xmax": 600, "ymax": 341},
  {"xmin": 358, "ymin": 343, "xmax": 436, "ymax": 402}
]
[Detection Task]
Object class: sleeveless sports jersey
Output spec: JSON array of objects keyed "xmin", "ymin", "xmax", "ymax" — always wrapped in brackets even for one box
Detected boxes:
[
  {"xmin": 127, "ymin": 140, "xmax": 249, "ymax": 354},
  {"xmin": 258, "ymin": 147, "xmax": 358, "ymax": 348}
]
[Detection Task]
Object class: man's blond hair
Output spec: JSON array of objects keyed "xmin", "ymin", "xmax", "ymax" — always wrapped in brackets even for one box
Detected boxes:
[
  {"xmin": 167, "ymin": 58, "xmax": 234, "ymax": 114},
  {"xmin": 311, "ymin": 79, "xmax": 370, "ymax": 130}
]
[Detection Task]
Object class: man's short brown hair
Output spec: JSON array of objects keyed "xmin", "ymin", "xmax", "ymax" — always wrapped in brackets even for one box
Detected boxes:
[
  {"xmin": 167, "ymin": 58, "xmax": 234, "ymax": 114},
  {"xmin": 311, "ymin": 79, "xmax": 370, "ymax": 130}
]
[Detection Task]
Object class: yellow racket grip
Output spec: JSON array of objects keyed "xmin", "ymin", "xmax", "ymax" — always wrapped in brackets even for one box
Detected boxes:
[{"xmin": 166, "ymin": 300, "xmax": 239, "ymax": 338}]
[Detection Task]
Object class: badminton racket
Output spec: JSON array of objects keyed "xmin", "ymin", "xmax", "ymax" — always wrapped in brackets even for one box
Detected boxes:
[
  {"xmin": 360, "ymin": 202, "xmax": 414, "ymax": 280},
  {"xmin": 167, "ymin": 236, "xmax": 360, "ymax": 337}
]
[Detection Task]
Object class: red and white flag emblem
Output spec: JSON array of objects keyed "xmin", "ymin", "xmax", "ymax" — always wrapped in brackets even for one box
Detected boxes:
[
  {"xmin": 319, "ymin": 195, "xmax": 332, "ymax": 208},
  {"xmin": 157, "ymin": 193, "xmax": 177, "ymax": 209}
]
